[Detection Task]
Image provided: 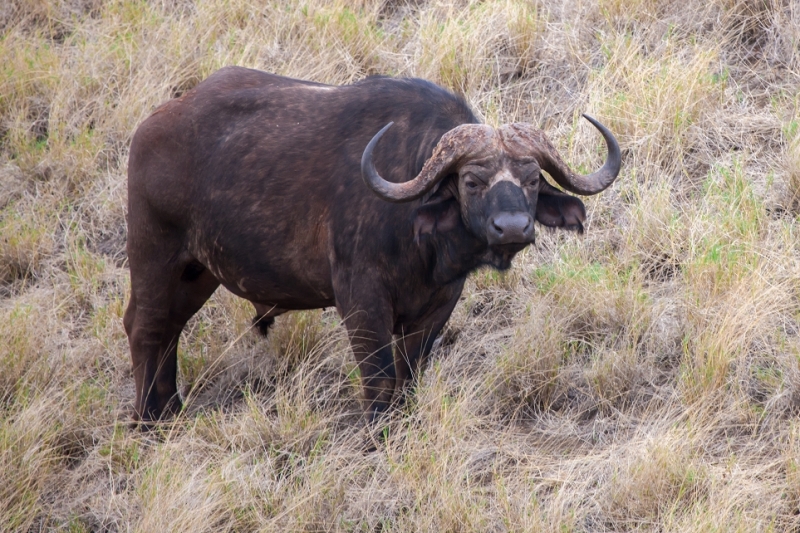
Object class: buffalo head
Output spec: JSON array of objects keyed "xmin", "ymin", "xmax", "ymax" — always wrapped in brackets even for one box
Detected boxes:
[{"xmin": 362, "ymin": 115, "xmax": 621, "ymax": 267}]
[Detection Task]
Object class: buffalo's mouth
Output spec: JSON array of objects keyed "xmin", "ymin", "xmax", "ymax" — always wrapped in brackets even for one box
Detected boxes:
[
  {"xmin": 492, "ymin": 241, "xmax": 528, "ymax": 255},
  {"xmin": 484, "ymin": 241, "xmax": 530, "ymax": 270}
]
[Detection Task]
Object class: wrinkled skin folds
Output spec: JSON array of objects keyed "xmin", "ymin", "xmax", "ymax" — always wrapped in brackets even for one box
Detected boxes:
[{"xmin": 124, "ymin": 67, "xmax": 620, "ymax": 424}]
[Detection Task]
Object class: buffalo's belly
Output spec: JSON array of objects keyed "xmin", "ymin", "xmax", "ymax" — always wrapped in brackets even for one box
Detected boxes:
[
  {"xmin": 188, "ymin": 237, "xmax": 335, "ymax": 309},
  {"xmin": 215, "ymin": 266, "xmax": 335, "ymax": 309}
]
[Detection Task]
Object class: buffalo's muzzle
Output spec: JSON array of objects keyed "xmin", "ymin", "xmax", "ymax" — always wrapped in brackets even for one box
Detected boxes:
[{"xmin": 487, "ymin": 212, "xmax": 533, "ymax": 245}]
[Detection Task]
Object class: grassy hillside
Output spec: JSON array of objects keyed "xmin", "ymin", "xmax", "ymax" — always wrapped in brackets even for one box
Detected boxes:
[{"xmin": 1, "ymin": 0, "xmax": 799, "ymax": 530}]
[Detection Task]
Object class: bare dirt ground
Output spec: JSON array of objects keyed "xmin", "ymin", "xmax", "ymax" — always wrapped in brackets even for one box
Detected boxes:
[{"xmin": 2, "ymin": 0, "xmax": 800, "ymax": 531}]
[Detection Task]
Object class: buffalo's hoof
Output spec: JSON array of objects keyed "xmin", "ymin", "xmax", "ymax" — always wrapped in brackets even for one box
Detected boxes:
[
  {"xmin": 131, "ymin": 395, "xmax": 184, "ymax": 431},
  {"xmin": 360, "ymin": 407, "xmax": 392, "ymax": 452}
]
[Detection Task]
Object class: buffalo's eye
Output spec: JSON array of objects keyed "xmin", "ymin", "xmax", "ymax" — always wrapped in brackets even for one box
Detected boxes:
[
  {"xmin": 522, "ymin": 174, "xmax": 539, "ymax": 188},
  {"xmin": 464, "ymin": 176, "xmax": 483, "ymax": 192}
]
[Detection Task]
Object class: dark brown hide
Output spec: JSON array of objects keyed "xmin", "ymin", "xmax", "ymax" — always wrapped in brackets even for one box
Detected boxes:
[{"xmin": 125, "ymin": 67, "xmax": 618, "ymax": 424}]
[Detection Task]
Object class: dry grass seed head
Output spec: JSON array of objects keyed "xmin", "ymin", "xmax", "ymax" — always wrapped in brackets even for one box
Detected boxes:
[
  {"xmin": 622, "ymin": 180, "xmax": 686, "ymax": 280},
  {"xmin": 784, "ymin": 121, "xmax": 800, "ymax": 211},
  {"xmin": 587, "ymin": 35, "xmax": 723, "ymax": 179},
  {"xmin": 487, "ymin": 308, "xmax": 568, "ymax": 413},
  {"xmin": 602, "ymin": 430, "xmax": 707, "ymax": 526},
  {"xmin": 680, "ymin": 265, "xmax": 792, "ymax": 404}
]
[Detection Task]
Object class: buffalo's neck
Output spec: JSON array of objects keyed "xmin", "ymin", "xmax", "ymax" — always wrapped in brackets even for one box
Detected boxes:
[{"xmin": 422, "ymin": 227, "xmax": 491, "ymax": 286}]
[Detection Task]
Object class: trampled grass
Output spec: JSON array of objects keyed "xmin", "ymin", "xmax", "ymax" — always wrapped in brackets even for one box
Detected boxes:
[{"xmin": 1, "ymin": 0, "xmax": 800, "ymax": 530}]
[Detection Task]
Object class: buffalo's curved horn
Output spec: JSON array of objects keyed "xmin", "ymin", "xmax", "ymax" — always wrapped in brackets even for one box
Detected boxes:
[
  {"xmin": 502, "ymin": 114, "xmax": 621, "ymax": 196},
  {"xmin": 362, "ymin": 122, "xmax": 494, "ymax": 203}
]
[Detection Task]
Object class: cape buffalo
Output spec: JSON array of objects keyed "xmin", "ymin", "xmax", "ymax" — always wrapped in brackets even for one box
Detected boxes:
[{"xmin": 124, "ymin": 66, "xmax": 621, "ymax": 423}]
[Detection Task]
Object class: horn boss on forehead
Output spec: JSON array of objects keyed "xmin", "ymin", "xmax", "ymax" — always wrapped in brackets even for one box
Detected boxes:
[
  {"xmin": 499, "ymin": 114, "xmax": 621, "ymax": 196},
  {"xmin": 362, "ymin": 123, "xmax": 496, "ymax": 203}
]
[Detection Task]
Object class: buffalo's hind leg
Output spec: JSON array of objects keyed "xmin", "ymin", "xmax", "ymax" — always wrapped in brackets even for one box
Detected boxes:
[{"xmin": 125, "ymin": 237, "xmax": 219, "ymax": 425}]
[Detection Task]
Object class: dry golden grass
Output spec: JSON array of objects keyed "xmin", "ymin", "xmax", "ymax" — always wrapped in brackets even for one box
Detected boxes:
[{"xmin": 2, "ymin": 0, "xmax": 800, "ymax": 530}]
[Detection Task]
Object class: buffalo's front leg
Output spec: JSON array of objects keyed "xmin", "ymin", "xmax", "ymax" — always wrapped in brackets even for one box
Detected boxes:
[
  {"xmin": 336, "ymin": 293, "xmax": 396, "ymax": 421},
  {"xmin": 394, "ymin": 283, "xmax": 464, "ymax": 391}
]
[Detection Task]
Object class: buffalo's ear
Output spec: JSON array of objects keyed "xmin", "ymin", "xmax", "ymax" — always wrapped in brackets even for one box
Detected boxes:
[
  {"xmin": 535, "ymin": 177, "xmax": 586, "ymax": 233},
  {"xmin": 412, "ymin": 175, "xmax": 461, "ymax": 243},
  {"xmin": 412, "ymin": 199, "xmax": 461, "ymax": 244}
]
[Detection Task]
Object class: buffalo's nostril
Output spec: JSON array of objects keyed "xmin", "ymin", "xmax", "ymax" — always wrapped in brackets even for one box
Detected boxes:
[{"xmin": 492, "ymin": 219, "xmax": 505, "ymax": 235}]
